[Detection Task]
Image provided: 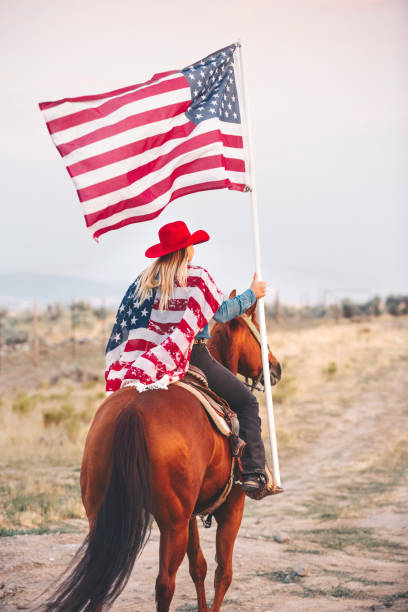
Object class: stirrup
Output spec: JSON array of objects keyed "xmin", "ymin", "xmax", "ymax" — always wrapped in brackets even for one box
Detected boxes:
[
  {"xmin": 244, "ymin": 463, "xmax": 284, "ymax": 500},
  {"xmin": 241, "ymin": 473, "xmax": 266, "ymax": 493}
]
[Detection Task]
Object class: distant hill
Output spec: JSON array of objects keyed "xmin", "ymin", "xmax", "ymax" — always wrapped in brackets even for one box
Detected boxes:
[{"xmin": 0, "ymin": 271, "xmax": 123, "ymax": 309}]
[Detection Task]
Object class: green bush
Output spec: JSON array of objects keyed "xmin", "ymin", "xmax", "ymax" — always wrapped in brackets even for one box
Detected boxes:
[
  {"xmin": 92, "ymin": 306, "xmax": 108, "ymax": 320},
  {"xmin": 4, "ymin": 325, "xmax": 28, "ymax": 345},
  {"xmin": 324, "ymin": 361, "xmax": 337, "ymax": 376},
  {"xmin": 43, "ymin": 402, "xmax": 92, "ymax": 442},
  {"xmin": 12, "ymin": 393, "xmax": 36, "ymax": 415},
  {"xmin": 385, "ymin": 295, "xmax": 408, "ymax": 316}
]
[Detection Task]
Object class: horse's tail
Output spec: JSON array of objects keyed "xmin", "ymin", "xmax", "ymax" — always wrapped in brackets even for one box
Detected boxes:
[{"xmin": 45, "ymin": 400, "xmax": 153, "ymax": 611}]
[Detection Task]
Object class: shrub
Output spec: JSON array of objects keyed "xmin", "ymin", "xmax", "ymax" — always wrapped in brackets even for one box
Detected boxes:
[
  {"xmin": 43, "ymin": 402, "xmax": 90, "ymax": 442},
  {"xmin": 4, "ymin": 326, "xmax": 29, "ymax": 345},
  {"xmin": 342, "ymin": 299, "xmax": 359, "ymax": 318},
  {"xmin": 12, "ymin": 393, "xmax": 36, "ymax": 415},
  {"xmin": 82, "ymin": 378, "xmax": 99, "ymax": 390},
  {"xmin": 385, "ymin": 295, "xmax": 408, "ymax": 316},
  {"xmin": 45, "ymin": 303, "xmax": 62, "ymax": 321},
  {"xmin": 92, "ymin": 306, "xmax": 108, "ymax": 320},
  {"xmin": 323, "ymin": 361, "xmax": 337, "ymax": 376}
]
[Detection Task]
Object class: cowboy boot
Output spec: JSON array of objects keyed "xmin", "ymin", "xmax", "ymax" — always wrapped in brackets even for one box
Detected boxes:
[{"xmin": 244, "ymin": 462, "xmax": 284, "ymax": 500}]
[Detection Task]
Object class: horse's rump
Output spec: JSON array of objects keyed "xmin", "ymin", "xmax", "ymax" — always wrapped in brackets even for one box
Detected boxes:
[{"xmin": 81, "ymin": 385, "xmax": 231, "ymax": 526}]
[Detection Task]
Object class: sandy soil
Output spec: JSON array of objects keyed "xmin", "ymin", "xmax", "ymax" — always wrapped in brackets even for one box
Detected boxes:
[{"xmin": 0, "ymin": 316, "xmax": 407, "ymax": 611}]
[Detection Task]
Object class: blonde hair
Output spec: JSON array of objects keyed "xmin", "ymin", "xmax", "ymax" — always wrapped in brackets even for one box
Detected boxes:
[{"xmin": 135, "ymin": 248, "xmax": 189, "ymax": 310}]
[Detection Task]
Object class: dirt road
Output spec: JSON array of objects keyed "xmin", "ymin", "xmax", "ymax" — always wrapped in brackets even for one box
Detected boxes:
[{"xmin": 1, "ymin": 317, "xmax": 407, "ymax": 611}]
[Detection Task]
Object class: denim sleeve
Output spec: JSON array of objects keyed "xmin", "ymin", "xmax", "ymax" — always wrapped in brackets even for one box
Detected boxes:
[{"xmin": 213, "ymin": 288, "xmax": 256, "ymax": 323}]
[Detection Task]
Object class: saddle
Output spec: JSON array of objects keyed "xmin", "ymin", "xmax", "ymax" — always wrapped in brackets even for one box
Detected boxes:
[{"xmin": 177, "ymin": 366, "xmax": 246, "ymax": 455}]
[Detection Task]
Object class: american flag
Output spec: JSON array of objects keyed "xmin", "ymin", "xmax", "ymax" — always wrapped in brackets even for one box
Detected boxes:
[
  {"xmin": 105, "ymin": 264, "xmax": 224, "ymax": 393},
  {"xmin": 39, "ymin": 43, "xmax": 248, "ymax": 241}
]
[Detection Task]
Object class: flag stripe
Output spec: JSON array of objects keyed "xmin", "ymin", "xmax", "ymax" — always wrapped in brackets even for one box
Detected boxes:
[
  {"xmin": 81, "ymin": 138, "xmax": 244, "ymax": 215},
  {"xmin": 89, "ymin": 168, "xmax": 218, "ymax": 237},
  {"xmin": 62, "ymin": 117, "xmax": 243, "ymax": 169},
  {"xmin": 71, "ymin": 128, "xmax": 244, "ymax": 191},
  {"xmin": 191, "ymin": 277, "xmax": 222, "ymax": 314},
  {"xmin": 49, "ymin": 79, "xmax": 189, "ymax": 144},
  {"xmin": 162, "ymin": 338, "xmax": 188, "ymax": 369},
  {"xmin": 84, "ymin": 155, "xmax": 243, "ymax": 226},
  {"xmin": 77, "ymin": 130, "xmax": 240, "ymax": 201},
  {"xmin": 67, "ymin": 121, "xmax": 195, "ymax": 178},
  {"xmin": 56, "ymin": 99, "xmax": 191, "ymax": 156},
  {"xmin": 54, "ymin": 88, "xmax": 191, "ymax": 150},
  {"xmin": 93, "ymin": 178, "xmax": 245, "ymax": 240},
  {"xmin": 152, "ymin": 298, "xmax": 188, "ymax": 311},
  {"xmin": 178, "ymin": 317, "xmax": 195, "ymax": 343},
  {"xmin": 188, "ymin": 296, "xmax": 207, "ymax": 330},
  {"xmin": 148, "ymin": 319, "xmax": 178, "ymax": 335},
  {"xmin": 39, "ymin": 70, "xmax": 179, "ymax": 111},
  {"xmin": 46, "ymin": 76, "xmax": 189, "ymax": 134},
  {"xmin": 124, "ymin": 339, "xmax": 156, "ymax": 353}
]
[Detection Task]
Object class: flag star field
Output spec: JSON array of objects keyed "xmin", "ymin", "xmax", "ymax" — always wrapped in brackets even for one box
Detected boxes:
[{"xmin": 183, "ymin": 45, "xmax": 241, "ymax": 125}]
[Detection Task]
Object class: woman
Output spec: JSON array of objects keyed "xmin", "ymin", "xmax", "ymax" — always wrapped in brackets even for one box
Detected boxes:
[{"xmin": 105, "ymin": 220, "xmax": 267, "ymax": 494}]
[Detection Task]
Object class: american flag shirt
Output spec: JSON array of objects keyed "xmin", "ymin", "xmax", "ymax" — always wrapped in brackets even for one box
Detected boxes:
[{"xmin": 105, "ymin": 264, "xmax": 225, "ymax": 394}]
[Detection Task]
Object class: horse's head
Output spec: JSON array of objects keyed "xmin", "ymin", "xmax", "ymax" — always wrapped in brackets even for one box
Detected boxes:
[{"xmin": 208, "ymin": 290, "xmax": 282, "ymax": 390}]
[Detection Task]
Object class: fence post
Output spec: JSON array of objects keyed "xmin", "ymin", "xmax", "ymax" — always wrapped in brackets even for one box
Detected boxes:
[
  {"xmin": 33, "ymin": 300, "xmax": 39, "ymax": 367},
  {"xmin": 274, "ymin": 290, "xmax": 281, "ymax": 325},
  {"xmin": 71, "ymin": 301, "xmax": 77, "ymax": 358},
  {"xmin": 0, "ymin": 313, "xmax": 3, "ymax": 375}
]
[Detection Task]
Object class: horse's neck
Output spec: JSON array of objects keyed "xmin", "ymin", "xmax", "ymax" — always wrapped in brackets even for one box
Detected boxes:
[{"xmin": 208, "ymin": 327, "xmax": 239, "ymax": 375}]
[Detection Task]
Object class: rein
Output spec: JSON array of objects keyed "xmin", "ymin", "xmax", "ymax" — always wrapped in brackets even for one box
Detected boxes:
[
  {"xmin": 240, "ymin": 314, "xmax": 271, "ymax": 393},
  {"xmin": 243, "ymin": 374, "xmax": 265, "ymax": 393}
]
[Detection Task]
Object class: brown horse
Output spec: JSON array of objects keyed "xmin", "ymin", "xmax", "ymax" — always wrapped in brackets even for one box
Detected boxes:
[{"xmin": 46, "ymin": 300, "xmax": 281, "ymax": 612}]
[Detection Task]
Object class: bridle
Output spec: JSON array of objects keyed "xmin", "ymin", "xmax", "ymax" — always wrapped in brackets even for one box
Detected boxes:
[
  {"xmin": 243, "ymin": 371, "xmax": 265, "ymax": 393},
  {"xmin": 240, "ymin": 314, "xmax": 274, "ymax": 393}
]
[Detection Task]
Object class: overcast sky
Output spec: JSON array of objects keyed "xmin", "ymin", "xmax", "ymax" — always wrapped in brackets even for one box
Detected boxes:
[{"xmin": 1, "ymin": 0, "xmax": 407, "ymax": 304}]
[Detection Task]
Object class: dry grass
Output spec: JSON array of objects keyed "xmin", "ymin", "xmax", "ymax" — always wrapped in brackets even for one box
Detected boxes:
[
  {"xmin": 1, "ymin": 476, "xmax": 84, "ymax": 528},
  {"xmin": 0, "ymin": 376, "xmax": 105, "ymax": 528},
  {"xmin": 1, "ymin": 315, "xmax": 407, "ymax": 534},
  {"xmin": 257, "ymin": 316, "xmax": 408, "ymax": 452}
]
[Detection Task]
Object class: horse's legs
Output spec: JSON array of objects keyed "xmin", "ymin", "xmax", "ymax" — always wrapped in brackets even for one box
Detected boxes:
[
  {"xmin": 155, "ymin": 524, "xmax": 189, "ymax": 612},
  {"xmin": 187, "ymin": 517, "xmax": 209, "ymax": 612},
  {"xmin": 210, "ymin": 486, "xmax": 245, "ymax": 612}
]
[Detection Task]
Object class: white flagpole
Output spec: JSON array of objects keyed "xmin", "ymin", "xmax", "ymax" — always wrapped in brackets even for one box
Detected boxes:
[{"xmin": 235, "ymin": 39, "xmax": 282, "ymax": 488}]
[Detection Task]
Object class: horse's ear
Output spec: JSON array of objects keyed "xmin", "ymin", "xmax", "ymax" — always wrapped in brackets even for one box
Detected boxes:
[
  {"xmin": 229, "ymin": 289, "xmax": 237, "ymax": 299},
  {"xmin": 246, "ymin": 299, "xmax": 258, "ymax": 320}
]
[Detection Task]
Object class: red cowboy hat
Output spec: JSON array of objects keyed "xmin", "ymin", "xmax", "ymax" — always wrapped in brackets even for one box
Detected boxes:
[{"xmin": 145, "ymin": 221, "xmax": 210, "ymax": 258}]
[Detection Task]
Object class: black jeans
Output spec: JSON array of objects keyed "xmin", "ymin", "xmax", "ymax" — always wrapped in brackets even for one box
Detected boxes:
[{"xmin": 189, "ymin": 343, "xmax": 266, "ymax": 475}]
